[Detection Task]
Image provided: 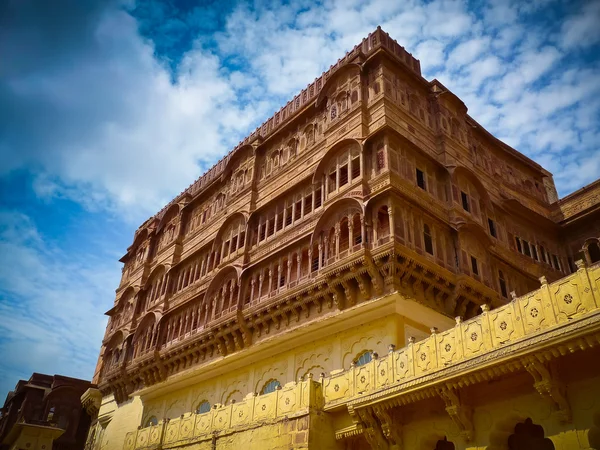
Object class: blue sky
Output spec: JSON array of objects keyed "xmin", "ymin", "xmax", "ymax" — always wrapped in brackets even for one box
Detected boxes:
[{"xmin": 0, "ymin": 0, "xmax": 599, "ymax": 400}]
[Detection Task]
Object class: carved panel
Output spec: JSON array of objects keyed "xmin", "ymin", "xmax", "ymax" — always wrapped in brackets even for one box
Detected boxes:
[{"xmin": 462, "ymin": 320, "xmax": 484, "ymax": 357}]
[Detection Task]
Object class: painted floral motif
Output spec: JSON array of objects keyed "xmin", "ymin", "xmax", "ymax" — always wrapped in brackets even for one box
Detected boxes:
[
  {"xmin": 500, "ymin": 321, "xmax": 507, "ymax": 330},
  {"xmin": 445, "ymin": 344, "xmax": 451, "ymax": 352},
  {"xmin": 530, "ymin": 307, "xmax": 539, "ymax": 318},
  {"xmin": 564, "ymin": 294, "xmax": 573, "ymax": 304},
  {"xmin": 470, "ymin": 332, "xmax": 478, "ymax": 341},
  {"xmin": 420, "ymin": 353, "xmax": 426, "ymax": 361}
]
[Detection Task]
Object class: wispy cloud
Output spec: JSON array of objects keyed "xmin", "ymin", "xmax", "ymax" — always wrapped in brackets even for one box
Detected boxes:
[
  {"xmin": 0, "ymin": 0, "xmax": 598, "ymax": 399},
  {"xmin": 0, "ymin": 210, "xmax": 122, "ymax": 396}
]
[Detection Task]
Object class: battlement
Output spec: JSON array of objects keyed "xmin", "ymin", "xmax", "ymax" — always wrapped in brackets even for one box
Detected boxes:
[{"xmin": 146, "ymin": 26, "xmax": 421, "ymax": 225}]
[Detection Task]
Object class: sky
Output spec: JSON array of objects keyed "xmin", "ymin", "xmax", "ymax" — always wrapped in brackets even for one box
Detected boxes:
[{"xmin": 0, "ymin": 0, "xmax": 599, "ymax": 400}]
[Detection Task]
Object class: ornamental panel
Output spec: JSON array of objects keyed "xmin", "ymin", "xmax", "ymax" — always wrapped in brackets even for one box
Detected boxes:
[
  {"xmin": 324, "ymin": 372, "xmax": 350, "ymax": 402},
  {"xmin": 438, "ymin": 329, "xmax": 458, "ymax": 365},
  {"xmin": 375, "ymin": 356, "xmax": 391, "ymax": 388},
  {"xmin": 231, "ymin": 401, "xmax": 251, "ymax": 427},
  {"xmin": 489, "ymin": 306, "xmax": 517, "ymax": 345},
  {"xmin": 278, "ymin": 385, "xmax": 298, "ymax": 415},
  {"xmin": 414, "ymin": 339, "xmax": 434, "ymax": 374},
  {"xmin": 552, "ymin": 279, "xmax": 586, "ymax": 321},
  {"xmin": 520, "ymin": 293, "xmax": 546, "ymax": 333},
  {"xmin": 164, "ymin": 420, "xmax": 179, "ymax": 444},
  {"xmin": 463, "ymin": 319, "xmax": 484, "ymax": 357},
  {"xmin": 194, "ymin": 411, "xmax": 212, "ymax": 435},
  {"xmin": 124, "ymin": 432, "xmax": 136, "ymax": 450},
  {"xmin": 254, "ymin": 393, "xmax": 276, "ymax": 420},
  {"xmin": 213, "ymin": 407, "xmax": 230, "ymax": 431},
  {"xmin": 354, "ymin": 365, "xmax": 372, "ymax": 393},
  {"xmin": 179, "ymin": 416, "xmax": 194, "ymax": 440},
  {"xmin": 394, "ymin": 349, "xmax": 410, "ymax": 380}
]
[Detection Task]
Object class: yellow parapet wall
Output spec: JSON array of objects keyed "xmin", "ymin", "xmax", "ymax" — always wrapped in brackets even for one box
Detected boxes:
[
  {"xmin": 322, "ymin": 261, "xmax": 600, "ymax": 410},
  {"xmin": 124, "ymin": 378, "xmax": 327, "ymax": 450}
]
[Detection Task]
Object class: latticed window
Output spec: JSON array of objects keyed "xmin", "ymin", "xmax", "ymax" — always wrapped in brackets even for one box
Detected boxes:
[
  {"xmin": 261, "ymin": 379, "xmax": 280, "ymax": 395},
  {"xmin": 196, "ymin": 401, "xmax": 210, "ymax": 414},
  {"xmin": 355, "ymin": 351, "xmax": 372, "ymax": 367}
]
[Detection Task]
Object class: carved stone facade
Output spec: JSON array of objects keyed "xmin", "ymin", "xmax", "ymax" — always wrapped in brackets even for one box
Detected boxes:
[{"xmin": 85, "ymin": 27, "xmax": 600, "ymax": 450}]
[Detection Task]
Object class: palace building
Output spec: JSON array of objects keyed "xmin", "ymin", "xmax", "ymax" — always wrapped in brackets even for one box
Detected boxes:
[{"xmin": 81, "ymin": 27, "xmax": 600, "ymax": 450}]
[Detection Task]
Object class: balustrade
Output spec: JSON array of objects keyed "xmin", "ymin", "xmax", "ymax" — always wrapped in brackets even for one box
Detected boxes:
[{"xmin": 322, "ymin": 261, "xmax": 600, "ymax": 406}]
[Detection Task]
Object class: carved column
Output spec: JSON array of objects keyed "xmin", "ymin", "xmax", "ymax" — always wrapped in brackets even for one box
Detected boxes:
[
  {"xmin": 388, "ymin": 204, "xmax": 395, "ymax": 240},
  {"xmin": 250, "ymin": 277, "xmax": 256, "ymax": 303},
  {"xmin": 297, "ymin": 254, "xmax": 302, "ymax": 280},
  {"xmin": 335, "ymin": 222, "xmax": 341, "ymax": 258},
  {"xmin": 348, "ymin": 215, "xmax": 354, "ymax": 250},
  {"xmin": 268, "ymin": 268, "xmax": 273, "ymax": 294}
]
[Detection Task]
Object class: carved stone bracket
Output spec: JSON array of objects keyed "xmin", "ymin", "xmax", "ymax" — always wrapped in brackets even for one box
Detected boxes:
[
  {"xmin": 373, "ymin": 406, "xmax": 402, "ymax": 449},
  {"xmin": 357, "ymin": 407, "xmax": 389, "ymax": 450},
  {"xmin": 436, "ymin": 385, "xmax": 473, "ymax": 441},
  {"xmin": 525, "ymin": 359, "xmax": 571, "ymax": 422}
]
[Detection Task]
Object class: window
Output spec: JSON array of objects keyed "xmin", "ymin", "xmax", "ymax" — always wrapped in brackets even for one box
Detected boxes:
[
  {"xmin": 294, "ymin": 200, "xmax": 302, "ymax": 221},
  {"xmin": 423, "ymin": 224, "xmax": 434, "ymax": 255},
  {"xmin": 285, "ymin": 206, "xmax": 292, "ymax": 226},
  {"xmin": 196, "ymin": 401, "xmax": 211, "ymax": 414},
  {"xmin": 304, "ymin": 195, "xmax": 312, "ymax": 215},
  {"xmin": 328, "ymin": 169, "xmax": 336, "ymax": 193},
  {"xmin": 531, "ymin": 245, "xmax": 539, "ymax": 261},
  {"xmin": 261, "ymin": 379, "xmax": 280, "ymax": 395},
  {"xmin": 552, "ymin": 254, "xmax": 561, "ymax": 271},
  {"xmin": 259, "ymin": 223, "xmax": 266, "ymax": 241},
  {"xmin": 314, "ymin": 188, "xmax": 322, "ymax": 209},
  {"xmin": 523, "ymin": 240, "xmax": 531, "ymax": 257},
  {"xmin": 351, "ymin": 156, "xmax": 361, "ymax": 179},
  {"xmin": 488, "ymin": 218, "xmax": 497, "ymax": 238},
  {"xmin": 339, "ymin": 164, "xmax": 349, "ymax": 187},
  {"xmin": 145, "ymin": 416, "xmax": 158, "ymax": 427},
  {"xmin": 540, "ymin": 245, "xmax": 548, "ymax": 263},
  {"xmin": 355, "ymin": 351, "xmax": 372, "ymax": 367},
  {"xmin": 376, "ymin": 147, "xmax": 385, "ymax": 172},
  {"xmin": 461, "ymin": 191, "xmax": 470, "ymax": 212},
  {"xmin": 416, "ymin": 168, "xmax": 426, "ymax": 190},
  {"xmin": 471, "ymin": 256, "xmax": 479, "ymax": 275},
  {"xmin": 589, "ymin": 241, "xmax": 600, "ymax": 263},
  {"xmin": 499, "ymin": 270, "xmax": 507, "ymax": 298},
  {"xmin": 267, "ymin": 218, "xmax": 275, "ymax": 237},
  {"xmin": 515, "ymin": 237, "xmax": 522, "ymax": 253}
]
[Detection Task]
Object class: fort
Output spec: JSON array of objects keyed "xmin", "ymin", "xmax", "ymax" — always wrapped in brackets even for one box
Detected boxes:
[{"xmin": 82, "ymin": 27, "xmax": 600, "ymax": 450}]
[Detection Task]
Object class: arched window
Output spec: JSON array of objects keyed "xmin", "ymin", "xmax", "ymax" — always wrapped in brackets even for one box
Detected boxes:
[
  {"xmin": 355, "ymin": 351, "xmax": 372, "ymax": 367},
  {"xmin": 339, "ymin": 217, "xmax": 349, "ymax": 253},
  {"xmin": 423, "ymin": 224, "xmax": 434, "ymax": 255},
  {"xmin": 588, "ymin": 241, "xmax": 600, "ymax": 264},
  {"xmin": 499, "ymin": 270, "xmax": 508, "ymax": 298},
  {"xmin": 508, "ymin": 418, "xmax": 555, "ymax": 450},
  {"xmin": 196, "ymin": 401, "xmax": 211, "ymax": 414},
  {"xmin": 261, "ymin": 379, "xmax": 281, "ymax": 395},
  {"xmin": 377, "ymin": 206, "xmax": 390, "ymax": 239},
  {"xmin": 145, "ymin": 416, "xmax": 158, "ymax": 427}
]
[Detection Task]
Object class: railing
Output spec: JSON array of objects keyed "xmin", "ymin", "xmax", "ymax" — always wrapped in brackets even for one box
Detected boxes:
[
  {"xmin": 124, "ymin": 379, "xmax": 319, "ymax": 450},
  {"xmin": 321, "ymin": 261, "xmax": 600, "ymax": 406}
]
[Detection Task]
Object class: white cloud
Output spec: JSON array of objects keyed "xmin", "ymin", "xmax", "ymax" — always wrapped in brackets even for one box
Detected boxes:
[
  {"xmin": 0, "ymin": 210, "xmax": 120, "ymax": 396},
  {"xmin": 560, "ymin": 0, "xmax": 600, "ymax": 49}
]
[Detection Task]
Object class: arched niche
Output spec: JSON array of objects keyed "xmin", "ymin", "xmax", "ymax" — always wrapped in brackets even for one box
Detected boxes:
[
  {"xmin": 315, "ymin": 63, "xmax": 362, "ymax": 108},
  {"xmin": 311, "ymin": 138, "xmax": 362, "ymax": 186},
  {"xmin": 310, "ymin": 197, "xmax": 364, "ymax": 268},
  {"xmin": 448, "ymin": 165, "xmax": 492, "ymax": 212},
  {"xmin": 213, "ymin": 212, "xmax": 248, "ymax": 265},
  {"xmin": 583, "ymin": 238, "xmax": 600, "ymax": 265},
  {"xmin": 205, "ymin": 266, "xmax": 241, "ymax": 320},
  {"xmin": 132, "ymin": 312, "xmax": 161, "ymax": 358}
]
